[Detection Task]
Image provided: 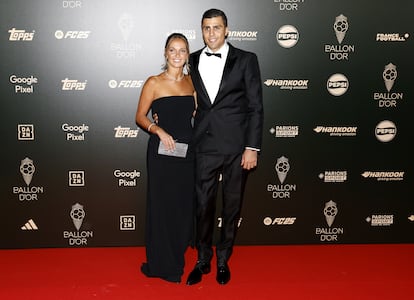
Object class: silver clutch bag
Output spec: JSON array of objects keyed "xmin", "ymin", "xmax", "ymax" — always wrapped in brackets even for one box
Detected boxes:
[{"xmin": 158, "ymin": 141, "xmax": 188, "ymax": 158}]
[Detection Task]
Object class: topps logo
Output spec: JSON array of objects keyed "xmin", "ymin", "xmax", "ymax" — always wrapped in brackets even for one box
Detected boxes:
[
  {"xmin": 8, "ymin": 28, "xmax": 34, "ymax": 41},
  {"xmin": 61, "ymin": 78, "xmax": 87, "ymax": 90}
]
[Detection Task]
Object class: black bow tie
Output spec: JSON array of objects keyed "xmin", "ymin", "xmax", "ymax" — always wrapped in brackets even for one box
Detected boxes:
[{"xmin": 205, "ymin": 52, "xmax": 222, "ymax": 58}]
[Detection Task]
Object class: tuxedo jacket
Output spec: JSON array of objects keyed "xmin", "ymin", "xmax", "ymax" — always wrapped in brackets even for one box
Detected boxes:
[{"xmin": 189, "ymin": 43, "xmax": 263, "ymax": 155}]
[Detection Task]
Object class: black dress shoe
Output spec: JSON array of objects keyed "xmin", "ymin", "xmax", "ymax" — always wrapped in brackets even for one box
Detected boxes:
[
  {"xmin": 186, "ymin": 262, "xmax": 211, "ymax": 285},
  {"xmin": 216, "ymin": 264, "xmax": 230, "ymax": 285}
]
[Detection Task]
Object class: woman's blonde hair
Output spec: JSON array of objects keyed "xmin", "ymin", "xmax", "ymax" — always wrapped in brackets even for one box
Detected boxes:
[{"xmin": 162, "ymin": 32, "xmax": 190, "ymax": 73}]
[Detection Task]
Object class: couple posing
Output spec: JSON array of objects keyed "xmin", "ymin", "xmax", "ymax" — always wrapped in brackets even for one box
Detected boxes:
[{"xmin": 136, "ymin": 8, "xmax": 263, "ymax": 285}]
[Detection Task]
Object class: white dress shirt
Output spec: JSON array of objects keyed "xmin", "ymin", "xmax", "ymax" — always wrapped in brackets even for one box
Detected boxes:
[{"xmin": 198, "ymin": 42, "xmax": 229, "ymax": 103}]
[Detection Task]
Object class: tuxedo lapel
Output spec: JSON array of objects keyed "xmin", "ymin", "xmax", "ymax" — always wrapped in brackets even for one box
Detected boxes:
[
  {"xmin": 214, "ymin": 45, "xmax": 237, "ymax": 105},
  {"xmin": 192, "ymin": 49, "xmax": 213, "ymax": 106}
]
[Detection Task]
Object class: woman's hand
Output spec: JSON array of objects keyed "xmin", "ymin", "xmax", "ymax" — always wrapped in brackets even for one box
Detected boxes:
[{"xmin": 157, "ymin": 128, "xmax": 175, "ymax": 151}]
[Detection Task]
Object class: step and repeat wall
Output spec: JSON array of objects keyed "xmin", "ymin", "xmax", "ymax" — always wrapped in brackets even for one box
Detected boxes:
[{"xmin": 1, "ymin": 0, "xmax": 412, "ymax": 248}]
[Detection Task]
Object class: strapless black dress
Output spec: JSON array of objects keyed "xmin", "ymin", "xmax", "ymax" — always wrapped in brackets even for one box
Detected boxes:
[{"xmin": 141, "ymin": 95, "xmax": 195, "ymax": 283}]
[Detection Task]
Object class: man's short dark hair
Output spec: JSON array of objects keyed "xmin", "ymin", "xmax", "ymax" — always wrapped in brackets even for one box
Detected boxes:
[{"xmin": 202, "ymin": 8, "xmax": 228, "ymax": 27}]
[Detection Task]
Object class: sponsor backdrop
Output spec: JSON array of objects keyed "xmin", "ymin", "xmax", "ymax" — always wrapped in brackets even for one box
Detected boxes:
[{"xmin": 1, "ymin": 0, "xmax": 412, "ymax": 249}]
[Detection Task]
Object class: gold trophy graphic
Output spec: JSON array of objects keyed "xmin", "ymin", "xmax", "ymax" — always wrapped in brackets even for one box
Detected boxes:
[
  {"xmin": 118, "ymin": 13, "xmax": 133, "ymax": 42},
  {"xmin": 275, "ymin": 156, "xmax": 290, "ymax": 184},
  {"xmin": 324, "ymin": 200, "xmax": 338, "ymax": 227},
  {"xmin": 333, "ymin": 14, "xmax": 348, "ymax": 44},
  {"xmin": 383, "ymin": 63, "xmax": 397, "ymax": 92},
  {"xmin": 20, "ymin": 157, "xmax": 35, "ymax": 186},
  {"xmin": 70, "ymin": 203, "xmax": 85, "ymax": 231}
]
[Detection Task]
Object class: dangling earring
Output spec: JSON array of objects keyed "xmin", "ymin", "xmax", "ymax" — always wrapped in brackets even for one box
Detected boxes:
[
  {"xmin": 185, "ymin": 59, "xmax": 190, "ymax": 74},
  {"xmin": 162, "ymin": 57, "xmax": 168, "ymax": 70}
]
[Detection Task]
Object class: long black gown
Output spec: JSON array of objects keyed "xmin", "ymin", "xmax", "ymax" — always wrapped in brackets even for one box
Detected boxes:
[{"xmin": 141, "ymin": 95, "xmax": 195, "ymax": 283}]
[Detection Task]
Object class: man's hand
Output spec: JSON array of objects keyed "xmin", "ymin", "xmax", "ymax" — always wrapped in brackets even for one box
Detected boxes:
[
  {"xmin": 152, "ymin": 113, "xmax": 159, "ymax": 124},
  {"xmin": 241, "ymin": 149, "xmax": 258, "ymax": 170}
]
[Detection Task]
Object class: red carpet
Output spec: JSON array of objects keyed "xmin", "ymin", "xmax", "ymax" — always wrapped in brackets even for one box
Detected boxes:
[{"xmin": 0, "ymin": 244, "xmax": 413, "ymax": 299}]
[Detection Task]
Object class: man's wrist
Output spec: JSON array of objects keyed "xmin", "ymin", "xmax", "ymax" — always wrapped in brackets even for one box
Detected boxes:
[{"xmin": 245, "ymin": 147, "xmax": 260, "ymax": 152}]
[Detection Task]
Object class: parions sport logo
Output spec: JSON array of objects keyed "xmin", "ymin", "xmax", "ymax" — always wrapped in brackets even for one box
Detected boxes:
[{"xmin": 269, "ymin": 125, "xmax": 299, "ymax": 138}]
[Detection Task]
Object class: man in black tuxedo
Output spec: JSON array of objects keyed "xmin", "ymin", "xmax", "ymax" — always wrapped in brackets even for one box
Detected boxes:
[{"xmin": 186, "ymin": 8, "xmax": 263, "ymax": 285}]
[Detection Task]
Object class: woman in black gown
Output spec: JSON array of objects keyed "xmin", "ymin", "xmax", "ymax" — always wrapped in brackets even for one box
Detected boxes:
[{"xmin": 135, "ymin": 33, "xmax": 196, "ymax": 283}]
